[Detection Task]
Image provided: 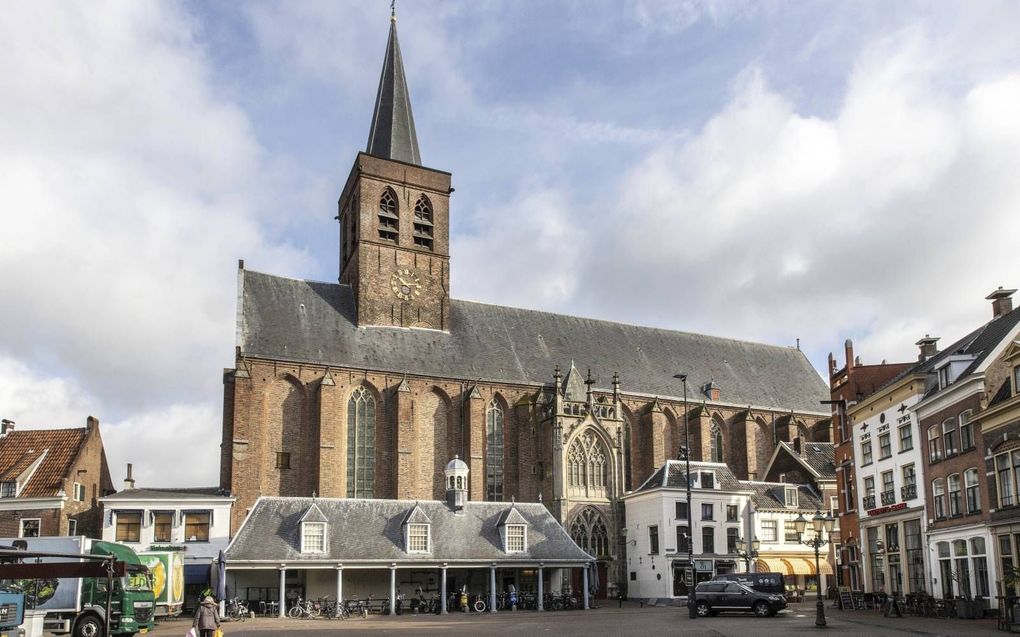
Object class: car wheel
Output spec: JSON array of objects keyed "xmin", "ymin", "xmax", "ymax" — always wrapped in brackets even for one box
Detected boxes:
[
  {"xmin": 753, "ymin": 601, "xmax": 771, "ymax": 617},
  {"xmin": 695, "ymin": 601, "xmax": 711, "ymax": 617}
]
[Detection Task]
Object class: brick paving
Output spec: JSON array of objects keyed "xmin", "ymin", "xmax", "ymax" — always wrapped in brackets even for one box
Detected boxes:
[{"xmin": 134, "ymin": 601, "xmax": 1004, "ymax": 637}]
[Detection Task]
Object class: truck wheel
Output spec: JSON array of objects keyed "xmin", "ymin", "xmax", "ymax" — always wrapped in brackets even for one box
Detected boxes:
[{"xmin": 75, "ymin": 615, "xmax": 104, "ymax": 637}]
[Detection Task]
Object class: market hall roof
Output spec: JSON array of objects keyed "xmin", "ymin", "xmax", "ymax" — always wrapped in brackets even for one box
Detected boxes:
[
  {"xmin": 238, "ymin": 270, "xmax": 829, "ymax": 413},
  {"xmin": 224, "ymin": 497, "xmax": 593, "ymax": 565}
]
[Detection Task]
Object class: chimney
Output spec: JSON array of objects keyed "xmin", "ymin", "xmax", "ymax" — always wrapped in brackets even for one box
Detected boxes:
[
  {"xmin": 793, "ymin": 437, "xmax": 803, "ymax": 456},
  {"xmin": 987, "ymin": 287, "xmax": 1016, "ymax": 319},
  {"xmin": 124, "ymin": 463, "xmax": 136, "ymax": 490},
  {"xmin": 916, "ymin": 335, "xmax": 939, "ymax": 361},
  {"xmin": 0, "ymin": 419, "xmax": 13, "ymax": 437},
  {"xmin": 86, "ymin": 416, "xmax": 98, "ymax": 431},
  {"xmin": 845, "ymin": 339, "xmax": 854, "ymax": 370}
]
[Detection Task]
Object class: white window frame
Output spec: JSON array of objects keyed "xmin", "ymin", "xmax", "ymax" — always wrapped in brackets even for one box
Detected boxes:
[
  {"xmin": 20, "ymin": 518, "xmax": 41, "ymax": 538},
  {"xmin": 0, "ymin": 481, "xmax": 17, "ymax": 498},
  {"xmin": 505, "ymin": 524, "xmax": 527, "ymax": 553},
  {"xmin": 407, "ymin": 523, "xmax": 431, "ymax": 553},
  {"xmin": 785, "ymin": 486, "xmax": 799, "ymax": 508},
  {"xmin": 301, "ymin": 521, "xmax": 327, "ymax": 554},
  {"xmin": 761, "ymin": 519, "xmax": 778, "ymax": 543},
  {"xmin": 698, "ymin": 471, "xmax": 716, "ymax": 489}
]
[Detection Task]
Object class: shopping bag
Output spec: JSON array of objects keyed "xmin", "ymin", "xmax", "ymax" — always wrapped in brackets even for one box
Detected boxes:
[
  {"xmin": 214, "ymin": 629, "xmax": 224, "ymax": 637},
  {"xmin": 185, "ymin": 629, "xmax": 196, "ymax": 637}
]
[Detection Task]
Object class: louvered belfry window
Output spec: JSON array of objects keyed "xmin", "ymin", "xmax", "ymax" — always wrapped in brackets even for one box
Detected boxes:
[
  {"xmin": 413, "ymin": 195, "xmax": 433, "ymax": 250},
  {"xmin": 378, "ymin": 189, "xmax": 399, "ymax": 243},
  {"xmin": 347, "ymin": 386, "xmax": 376, "ymax": 498}
]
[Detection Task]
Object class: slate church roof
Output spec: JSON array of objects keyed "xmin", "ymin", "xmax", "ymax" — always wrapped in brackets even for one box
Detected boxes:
[
  {"xmin": 239, "ymin": 270, "xmax": 829, "ymax": 413},
  {"xmin": 225, "ymin": 497, "xmax": 593, "ymax": 564}
]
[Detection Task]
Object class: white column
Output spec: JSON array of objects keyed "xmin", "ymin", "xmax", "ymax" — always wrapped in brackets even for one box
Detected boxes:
[
  {"xmin": 219, "ymin": 564, "xmax": 226, "ymax": 617},
  {"xmin": 490, "ymin": 565, "xmax": 497, "ymax": 612},
  {"xmin": 335, "ymin": 566, "xmax": 343, "ymax": 617},
  {"xmin": 537, "ymin": 566, "xmax": 544, "ymax": 611},
  {"xmin": 583, "ymin": 565, "xmax": 590, "ymax": 610},
  {"xmin": 441, "ymin": 567, "xmax": 448, "ymax": 614},
  {"xmin": 278, "ymin": 567, "xmax": 286, "ymax": 618},
  {"xmin": 390, "ymin": 565, "xmax": 397, "ymax": 616}
]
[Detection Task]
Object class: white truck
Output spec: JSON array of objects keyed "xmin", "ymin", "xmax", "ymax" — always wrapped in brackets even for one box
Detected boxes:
[{"xmin": 0, "ymin": 536, "xmax": 154, "ymax": 637}]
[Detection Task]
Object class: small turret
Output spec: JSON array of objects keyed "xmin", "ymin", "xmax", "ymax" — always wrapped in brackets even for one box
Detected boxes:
[{"xmin": 445, "ymin": 455, "xmax": 469, "ymax": 512}]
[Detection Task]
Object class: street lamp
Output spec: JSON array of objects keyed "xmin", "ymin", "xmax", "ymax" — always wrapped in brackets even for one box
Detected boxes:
[
  {"xmin": 673, "ymin": 373, "xmax": 694, "ymax": 619},
  {"xmin": 734, "ymin": 536, "xmax": 761, "ymax": 573},
  {"xmin": 794, "ymin": 510, "xmax": 836, "ymax": 628}
]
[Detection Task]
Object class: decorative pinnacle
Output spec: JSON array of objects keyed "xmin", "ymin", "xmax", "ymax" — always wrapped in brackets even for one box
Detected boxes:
[{"xmin": 391, "ymin": 0, "xmax": 396, "ymax": 21}]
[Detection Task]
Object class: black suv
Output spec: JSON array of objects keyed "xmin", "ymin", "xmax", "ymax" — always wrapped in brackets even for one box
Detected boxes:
[{"xmin": 693, "ymin": 580, "xmax": 787, "ymax": 617}]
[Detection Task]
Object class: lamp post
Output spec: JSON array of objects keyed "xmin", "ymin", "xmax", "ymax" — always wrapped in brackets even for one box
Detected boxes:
[
  {"xmin": 673, "ymin": 373, "xmax": 695, "ymax": 619},
  {"xmin": 735, "ymin": 537, "xmax": 761, "ymax": 573},
  {"xmin": 794, "ymin": 510, "xmax": 836, "ymax": 628}
]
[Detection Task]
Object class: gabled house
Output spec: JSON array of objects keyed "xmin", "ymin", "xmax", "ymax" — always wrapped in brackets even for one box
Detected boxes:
[{"xmin": 0, "ymin": 417, "xmax": 113, "ymax": 538}]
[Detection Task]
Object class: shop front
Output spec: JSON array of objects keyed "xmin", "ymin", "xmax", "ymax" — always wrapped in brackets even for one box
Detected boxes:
[{"xmin": 860, "ymin": 506, "xmax": 927, "ymax": 595}]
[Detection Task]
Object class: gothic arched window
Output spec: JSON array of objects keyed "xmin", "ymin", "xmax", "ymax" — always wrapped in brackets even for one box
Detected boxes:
[
  {"xmin": 486, "ymin": 400, "xmax": 504, "ymax": 501},
  {"xmin": 710, "ymin": 424, "xmax": 723, "ymax": 463},
  {"xmin": 346, "ymin": 386, "xmax": 376, "ymax": 498},
  {"xmin": 567, "ymin": 431, "xmax": 610, "ymax": 497},
  {"xmin": 378, "ymin": 189, "xmax": 399, "ymax": 243},
  {"xmin": 571, "ymin": 507, "xmax": 610, "ymax": 558},
  {"xmin": 413, "ymin": 195, "xmax": 433, "ymax": 250}
]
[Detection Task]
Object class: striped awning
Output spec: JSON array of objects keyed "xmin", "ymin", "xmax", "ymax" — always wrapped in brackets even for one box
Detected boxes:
[
  {"xmin": 756, "ymin": 556, "xmax": 834, "ymax": 576},
  {"xmin": 757, "ymin": 557, "xmax": 792, "ymax": 574}
]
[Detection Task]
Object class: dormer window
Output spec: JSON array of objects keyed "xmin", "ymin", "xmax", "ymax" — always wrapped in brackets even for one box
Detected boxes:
[
  {"xmin": 407, "ymin": 523, "xmax": 431, "ymax": 553},
  {"xmin": 506, "ymin": 524, "xmax": 527, "ymax": 552},
  {"xmin": 0, "ymin": 481, "xmax": 16, "ymax": 498},
  {"xmin": 301, "ymin": 522, "xmax": 326, "ymax": 553},
  {"xmin": 699, "ymin": 471, "xmax": 715, "ymax": 489},
  {"xmin": 785, "ymin": 487, "xmax": 799, "ymax": 508},
  {"xmin": 938, "ymin": 365, "xmax": 951, "ymax": 390},
  {"xmin": 298, "ymin": 502, "xmax": 329, "ymax": 554}
]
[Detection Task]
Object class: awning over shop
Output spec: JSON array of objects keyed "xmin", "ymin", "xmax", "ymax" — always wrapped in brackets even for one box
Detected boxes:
[
  {"xmin": 184, "ymin": 564, "xmax": 210, "ymax": 585},
  {"xmin": 757, "ymin": 557, "xmax": 791, "ymax": 574}
]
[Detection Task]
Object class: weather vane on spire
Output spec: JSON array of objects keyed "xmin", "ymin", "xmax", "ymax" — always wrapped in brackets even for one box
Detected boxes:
[{"xmin": 391, "ymin": 0, "xmax": 396, "ymax": 21}]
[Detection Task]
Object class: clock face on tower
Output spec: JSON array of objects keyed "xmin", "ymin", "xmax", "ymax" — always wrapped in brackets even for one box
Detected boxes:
[{"xmin": 390, "ymin": 268, "xmax": 422, "ymax": 302}]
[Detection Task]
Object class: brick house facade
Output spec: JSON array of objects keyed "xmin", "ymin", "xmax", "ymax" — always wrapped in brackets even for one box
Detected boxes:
[
  {"xmin": 828, "ymin": 340, "xmax": 911, "ymax": 591},
  {"xmin": 0, "ymin": 417, "xmax": 114, "ymax": 538},
  {"xmin": 219, "ymin": 15, "xmax": 832, "ymax": 598}
]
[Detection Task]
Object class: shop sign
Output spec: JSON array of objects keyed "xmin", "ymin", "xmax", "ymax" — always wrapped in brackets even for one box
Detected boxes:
[
  {"xmin": 695, "ymin": 560, "xmax": 714, "ymax": 572},
  {"xmin": 867, "ymin": 502, "xmax": 907, "ymax": 517}
]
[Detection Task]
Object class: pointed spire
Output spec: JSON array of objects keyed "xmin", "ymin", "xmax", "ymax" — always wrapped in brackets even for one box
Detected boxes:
[{"xmin": 366, "ymin": 10, "xmax": 422, "ymax": 165}]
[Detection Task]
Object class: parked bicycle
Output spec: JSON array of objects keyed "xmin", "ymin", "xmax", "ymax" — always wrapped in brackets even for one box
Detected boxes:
[
  {"xmin": 288, "ymin": 596, "xmax": 320, "ymax": 618},
  {"xmin": 225, "ymin": 597, "xmax": 249, "ymax": 621}
]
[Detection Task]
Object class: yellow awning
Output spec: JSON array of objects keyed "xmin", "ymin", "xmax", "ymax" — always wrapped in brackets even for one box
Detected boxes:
[
  {"xmin": 787, "ymin": 558, "xmax": 835, "ymax": 575},
  {"xmin": 757, "ymin": 557, "xmax": 792, "ymax": 575}
]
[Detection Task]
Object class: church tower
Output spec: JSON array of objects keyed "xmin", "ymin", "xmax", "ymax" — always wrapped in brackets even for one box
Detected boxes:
[{"xmin": 338, "ymin": 10, "xmax": 452, "ymax": 330}]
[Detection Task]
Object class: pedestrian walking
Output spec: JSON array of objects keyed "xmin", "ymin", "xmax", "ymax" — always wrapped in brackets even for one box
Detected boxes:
[{"xmin": 193, "ymin": 596, "xmax": 221, "ymax": 637}]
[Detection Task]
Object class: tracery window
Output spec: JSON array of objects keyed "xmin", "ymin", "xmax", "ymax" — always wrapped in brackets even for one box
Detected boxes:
[
  {"xmin": 412, "ymin": 195, "xmax": 433, "ymax": 250},
  {"xmin": 486, "ymin": 401, "xmax": 504, "ymax": 501},
  {"xmin": 347, "ymin": 386, "xmax": 376, "ymax": 498},
  {"xmin": 570, "ymin": 507, "xmax": 610, "ymax": 557},
  {"xmin": 567, "ymin": 431, "xmax": 609, "ymax": 497},
  {"xmin": 377, "ymin": 189, "xmax": 399, "ymax": 243},
  {"xmin": 710, "ymin": 424, "xmax": 723, "ymax": 463}
]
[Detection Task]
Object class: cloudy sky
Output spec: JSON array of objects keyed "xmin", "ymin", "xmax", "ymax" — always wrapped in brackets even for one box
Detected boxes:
[{"xmin": 2, "ymin": 0, "xmax": 1019, "ymax": 488}]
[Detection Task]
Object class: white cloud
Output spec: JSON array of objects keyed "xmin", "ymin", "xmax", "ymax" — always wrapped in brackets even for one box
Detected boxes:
[
  {"xmin": 592, "ymin": 25, "xmax": 1020, "ymax": 363},
  {"xmin": 0, "ymin": 1, "xmax": 308, "ymax": 485}
]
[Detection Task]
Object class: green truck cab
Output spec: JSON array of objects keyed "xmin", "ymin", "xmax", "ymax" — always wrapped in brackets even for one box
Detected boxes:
[{"xmin": 76, "ymin": 542, "xmax": 155, "ymax": 636}]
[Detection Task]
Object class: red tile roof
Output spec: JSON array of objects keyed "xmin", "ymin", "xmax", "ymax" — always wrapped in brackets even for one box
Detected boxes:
[{"xmin": 0, "ymin": 428, "xmax": 88, "ymax": 498}]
